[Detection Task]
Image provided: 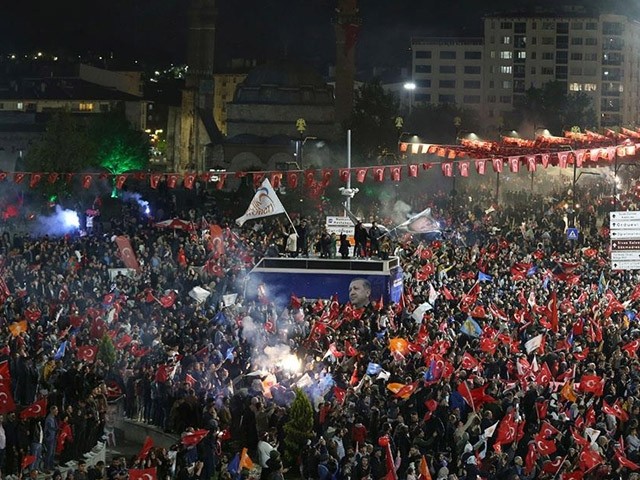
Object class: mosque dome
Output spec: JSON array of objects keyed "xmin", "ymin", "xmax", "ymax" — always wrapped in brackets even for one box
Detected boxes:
[{"xmin": 233, "ymin": 61, "xmax": 334, "ymax": 106}]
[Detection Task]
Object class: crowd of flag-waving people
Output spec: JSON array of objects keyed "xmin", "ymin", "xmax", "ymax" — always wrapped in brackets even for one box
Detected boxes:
[{"xmin": 1, "ymin": 179, "xmax": 640, "ymax": 480}]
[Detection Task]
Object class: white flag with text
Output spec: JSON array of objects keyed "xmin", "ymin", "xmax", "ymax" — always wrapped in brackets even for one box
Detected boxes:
[{"xmin": 236, "ymin": 179, "xmax": 287, "ymax": 226}]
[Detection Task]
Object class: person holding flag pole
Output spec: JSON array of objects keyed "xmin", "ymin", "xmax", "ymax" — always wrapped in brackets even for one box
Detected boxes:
[{"xmin": 236, "ymin": 178, "xmax": 297, "ymax": 234}]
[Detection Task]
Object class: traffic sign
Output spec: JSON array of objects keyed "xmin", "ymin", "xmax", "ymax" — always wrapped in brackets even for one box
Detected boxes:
[
  {"xmin": 611, "ymin": 260, "xmax": 640, "ymax": 270},
  {"xmin": 566, "ymin": 228, "xmax": 579, "ymax": 241},
  {"xmin": 610, "ymin": 230, "xmax": 640, "ymax": 239},
  {"xmin": 610, "ymin": 211, "xmax": 640, "ymax": 221},
  {"xmin": 611, "ymin": 239, "xmax": 640, "ymax": 250},
  {"xmin": 610, "ymin": 220, "xmax": 640, "ymax": 229},
  {"xmin": 611, "ymin": 251, "xmax": 640, "ymax": 261}
]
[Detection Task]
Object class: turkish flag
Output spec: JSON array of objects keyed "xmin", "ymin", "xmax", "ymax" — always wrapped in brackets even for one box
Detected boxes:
[
  {"xmin": 48, "ymin": 172, "xmax": 59, "ymax": 184},
  {"xmin": 90, "ymin": 318, "xmax": 106, "ymax": 340},
  {"xmin": 304, "ymin": 170, "xmax": 315, "ymax": 187},
  {"xmin": 19, "ymin": 397, "xmax": 47, "ymax": 420},
  {"xmin": 441, "ymin": 162, "xmax": 453, "ymax": 177},
  {"xmin": 461, "ymin": 352, "xmax": 480, "ymax": 370},
  {"xmin": 166, "ymin": 174, "xmax": 178, "ymax": 189},
  {"xmin": 333, "ymin": 386, "xmax": 346, "ymax": 404},
  {"xmin": 541, "ymin": 153, "xmax": 550, "ymax": 168},
  {"xmin": 339, "ymin": 168, "xmax": 350, "ymax": 182},
  {"xmin": 321, "ymin": 169, "xmax": 332, "ymax": 187},
  {"xmin": 579, "ymin": 446, "xmax": 602, "ymax": 471},
  {"xmin": 116, "ymin": 334, "xmax": 132, "ymax": 350},
  {"xmin": 270, "ymin": 173, "xmax": 282, "ymax": 190},
  {"xmin": 216, "ymin": 173, "xmax": 227, "ymax": 190},
  {"xmin": 344, "ymin": 340, "xmax": 358, "ymax": 357},
  {"xmin": 0, "ymin": 172, "xmax": 6, "ymax": 182},
  {"xmin": 390, "ymin": 166, "xmax": 401, "ymax": 182},
  {"xmin": 539, "ymin": 421, "xmax": 560, "ymax": 439},
  {"xmin": 494, "ymin": 411, "xmax": 518, "ymax": 446},
  {"xmin": 252, "ymin": 172, "xmax": 265, "ymax": 189},
  {"xmin": 557, "ymin": 152, "xmax": 569, "ymax": 168},
  {"xmin": 137, "ymin": 436, "xmax": 154, "ymax": 462},
  {"xmin": 77, "ymin": 345, "xmax": 98, "ymax": 363},
  {"xmin": 29, "ymin": 173, "xmax": 42, "ymax": 189},
  {"xmin": 160, "ymin": 291, "xmax": 177, "ymax": 308},
  {"xmin": 475, "ymin": 159, "xmax": 486, "ymax": 175},
  {"xmin": 0, "ymin": 381, "xmax": 16, "ymax": 413},
  {"xmin": 115, "ymin": 174, "xmax": 127, "ymax": 190},
  {"xmin": 25, "ymin": 307, "xmax": 41, "ymax": 322},
  {"xmin": 115, "ymin": 236, "xmax": 140, "ymax": 272},
  {"xmin": 181, "ymin": 429, "xmax": 209, "ymax": 446},
  {"xmin": 458, "ymin": 162, "xmax": 469, "ymax": 177},
  {"xmin": 394, "ymin": 381, "xmax": 418, "ymax": 399},
  {"xmin": 82, "ymin": 174, "xmax": 93, "ymax": 189},
  {"xmin": 287, "ymin": 171, "xmax": 299, "ymax": 189},
  {"xmin": 0, "ymin": 362, "xmax": 10, "ymax": 384},
  {"xmin": 355, "ymin": 168, "xmax": 368, "ymax": 183},
  {"xmin": 534, "ymin": 435, "xmax": 557, "ymax": 456},
  {"xmin": 373, "ymin": 167, "xmax": 385, "ymax": 182},
  {"xmin": 129, "ymin": 468, "xmax": 157, "ymax": 480},
  {"xmin": 183, "ymin": 173, "xmax": 196, "ymax": 190},
  {"xmin": 579, "ymin": 374, "xmax": 604, "ymax": 396},
  {"xmin": 492, "ymin": 158, "xmax": 503, "ymax": 173},
  {"xmin": 508, "ymin": 156, "xmax": 520, "ymax": 173},
  {"xmin": 526, "ymin": 156, "xmax": 537, "ymax": 172},
  {"xmin": 149, "ymin": 174, "xmax": 162, "ymax": 189},
  {"xmin": 408, "ymin": 164, "xmax": 418, "ymax": 177}
]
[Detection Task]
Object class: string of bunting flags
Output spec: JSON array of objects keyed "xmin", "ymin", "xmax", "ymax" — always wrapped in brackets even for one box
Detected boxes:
[{"xmin": 1, "ymin": 135, "xmax": 638, "ymax": 193}]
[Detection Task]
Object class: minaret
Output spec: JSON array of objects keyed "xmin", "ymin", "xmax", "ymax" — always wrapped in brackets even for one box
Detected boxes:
[
  {"xmin": 180, "ymin": 0, "xmax": 216, "ymax": 171},
  {"xmin": 333, "ymin": 0, "xmax": 361, "ymax": 125},
  {"xmin": 186, "ymin": 0, "xmax": 216, "ymax": 111}
]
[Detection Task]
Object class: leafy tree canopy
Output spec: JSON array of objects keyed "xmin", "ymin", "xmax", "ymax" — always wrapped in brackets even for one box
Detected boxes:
[
  {"xmin": 345, "ymin": 79, "xmax": 401, "ymax": 162},
  {"xmin": 506, "ymin": 81, "xmax": 597, "ymax": 135}
]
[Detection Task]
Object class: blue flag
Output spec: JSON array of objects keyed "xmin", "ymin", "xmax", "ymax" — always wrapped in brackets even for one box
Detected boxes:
[
  {"xmin": 478, "ymin": 271, "xmax": 493, "ymax": 282},
  {"xmin": 213, "ymin": 311, "xmax": 227, "ymax": 325},
  {"xmin": 460, "ymin": 316, "xmax": 482, "ymax": 337},
  {"xmin": 366, "ymin": 362, "xmax": 382, "ymax": 375},
  {"xmin": 54, "ymin": 341, "xmax": 67, "ymax": 360},
  {"xmin": 542, "ymin": 275, "xmax": 550, "ymax": 290},
  {"xmin": 227, "ymin": 453, "xmax": 240, "ymax": 480},
  {"xmin": 626, "ymin": 310, "xmax": 637, "ymax": 322},
  {"xmin": 526, "ymin": 266, "xmax": 538, "ymax": 277},
  {"xmin": 375, "ymin": 329, "xmax": 387, "ymax": 340},
  {"xmin": 598, "ymin": 272, "xmax": 607, "ymax": 295},
  {"xmin": 225, "ymin": 347, "xmax": 235, "ymax": 361}
]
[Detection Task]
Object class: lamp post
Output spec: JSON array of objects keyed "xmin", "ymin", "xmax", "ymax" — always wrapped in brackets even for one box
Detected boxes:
[{"xmin": 404, "ymin": 82, "xmax": 416, "ymax": 116}]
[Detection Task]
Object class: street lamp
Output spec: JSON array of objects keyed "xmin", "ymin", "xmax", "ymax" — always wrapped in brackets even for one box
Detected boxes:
[{"xmin": 404, "ymin": 82, "xmax": 416, "ymax": 115}]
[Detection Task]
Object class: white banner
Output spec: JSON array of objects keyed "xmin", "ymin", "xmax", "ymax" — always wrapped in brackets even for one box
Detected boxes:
[
  {"xmin": 108, "ymin": 268, "xmax": 137, "ymax": 281},
  {"xmin": 236, "ymin": 179, "xmax": 287, "ymax": 226}
]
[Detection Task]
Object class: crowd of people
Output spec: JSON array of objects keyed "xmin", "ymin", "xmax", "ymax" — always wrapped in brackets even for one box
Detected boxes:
[{"xmin": 0, "ymin": 174, "xmax": 638, "ymax": 480}]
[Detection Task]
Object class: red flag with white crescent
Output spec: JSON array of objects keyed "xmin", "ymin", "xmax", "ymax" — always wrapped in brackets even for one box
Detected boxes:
[
  {"xmin": 355, "ymin": 168, "xmax": 368, "ymax": 183},
  {"xmin": 339, "ymin": 168, "xmax": 350, "ymax": 183},
  {"xmin": 115, "ymin": 236, "xmax": 141, "ymax": 272},
  {"xmin": 128, "ymin": 468, "xmax": 157, "ymax": 480},
  {"xmin": 14, "ymin": 173, "xmax": 25, "ymax": 184},
  {"xmin": 287, "ymin": 171, "xmax": 299, "ymax": 189},
  {"xmin": 0, "ymin": 381, "xmax": 16, "ymax": 413},
  {"xmin": 19, "ymin": 397, "xmax": 47, "ymax": 420},
  {"xmin": 183, "ymin": 173, "xmax": 196, "ymax": 190},
  {"xmin": 29, "ymin": 173, "xmax": 42, "ymax": 189},
  {"xmin": 76, "ymin": 345, "xmax": 98, "ymax": 363},
  {"xmin": 82, "ymin": 174, "xmax": 93, "ymax": 189},
  {"xmin": 408, "ymin": 164, "xmax": 418, "ymax": 177},
  {"xmin": 149, "ymin": 173, "xmax": 162, "ymax": 189}
]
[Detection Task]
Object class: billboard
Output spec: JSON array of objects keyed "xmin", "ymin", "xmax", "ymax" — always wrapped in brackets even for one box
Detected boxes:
[{"xmin": 245, "ymin": 258, "xmax": 403, "ymax": 308}]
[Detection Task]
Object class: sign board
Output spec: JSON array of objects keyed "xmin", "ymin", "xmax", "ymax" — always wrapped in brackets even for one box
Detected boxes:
[
  {"xmin": 610, "ymin": 230, "xmax": 640, "ymax": 239},
  {"xmin": 566, "ymin": 228, "xmax": 579, "ymax": 241},
  {"xmin": 611, "ymin": 251, "xmax": 640, "ymax": 261},
  {"xmin": 325, "ymin": 216, "xmax": 355, "ymax": 233},
  {"xmin": 611, "ymin": 260, "xmax": 640, "ymax": 270},
  {"xmin": 610, "ymin": 220, "xmax": 640, "ymax": 230},
  {"xmin": 611, "ymin": 239, "xmax": 640, "ymax": 250},
  {"xmin": 610, "ymin": 211, "xmax": 640, "ymax": 221}
]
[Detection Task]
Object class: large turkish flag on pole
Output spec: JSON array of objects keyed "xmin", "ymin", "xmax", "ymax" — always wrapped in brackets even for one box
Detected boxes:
[{"xmin": 115, "ymin": 236, "xmax": 140, "ymax": 272}]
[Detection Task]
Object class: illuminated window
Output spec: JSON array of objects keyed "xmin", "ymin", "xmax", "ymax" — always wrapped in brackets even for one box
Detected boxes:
[
  {"xmin": 79, "ymin": 103, "xmax": 94, "ymax": 111},
  {"xmin": 584, "ymin": 83, "xmax": 597, "ymax": 91},
  {"xmin": 17, "ymin": 102, "xmax": 23, "ymax": 110},
  {"xmin": 500, "ymin": 65, "xmax": 512, "ymax": 74},
  {"xmin": 502, "ymin": 36, "xmax": 511, "ymax": 44},
  {"xmin": 569, "ymin": 83, "xmax": 581, "ymax": 91},
  {"xmin": 500, "ymin": 51, "xmax": 512, "ymax": 59},
  {"xmin": 516, "ymin": 51, "xmax": 526, "ymax": 60}
]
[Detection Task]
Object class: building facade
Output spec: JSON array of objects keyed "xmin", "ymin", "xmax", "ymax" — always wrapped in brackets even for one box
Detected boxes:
[{"xmin": 411, "ymin": 8, "xmax": 640, "ymax": 130}]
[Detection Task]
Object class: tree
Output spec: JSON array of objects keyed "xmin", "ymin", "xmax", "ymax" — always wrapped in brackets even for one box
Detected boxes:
[
  {"xmin": 25, "ymin": 110, "xmax": 149, "ymax": 198},
  {"xmin": 406, "ymin": 104, "xmax": 481, "ymax": 143},
  {"xmin": 345, "ymin": 79, "xmax": 400, "ymax": 162},
  {"xmin": 283, "ymin": 388, "xmax": 314, "ymax": 466},
  {"xmin": 25, "ymin": 112, "xmax": 97, "ymax": 175},
  {"xmin": 97, "ymin": 334, "xmax": 117, "ymax": 370},
  {"xmin": 89, "ymin": 111, "xmax": 149, "ymax": 176},
  {"xmin": 509, "ymin": 81, "xmax": 596, "ymax": 134}
]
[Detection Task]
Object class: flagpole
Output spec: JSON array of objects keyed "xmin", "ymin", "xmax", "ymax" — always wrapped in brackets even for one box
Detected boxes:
[
  {"xmin": 457, "ymin": 279, "xmax": 480, "ymax": 309},
  {"xmin": 283, "ymin": 210, "xmax": 298, "ymax": 235}
]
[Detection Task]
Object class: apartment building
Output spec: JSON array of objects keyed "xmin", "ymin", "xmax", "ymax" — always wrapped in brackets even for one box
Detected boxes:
[{"xmin": 411, "ymin": 8, "xmax": 640, "ymax": 129}]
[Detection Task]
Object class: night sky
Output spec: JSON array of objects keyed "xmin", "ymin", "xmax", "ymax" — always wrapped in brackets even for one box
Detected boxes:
[{"xmin": 1, "ymin": 0, "xmax": 637, "ymax": 70}]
